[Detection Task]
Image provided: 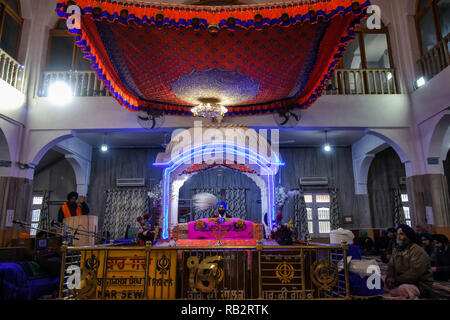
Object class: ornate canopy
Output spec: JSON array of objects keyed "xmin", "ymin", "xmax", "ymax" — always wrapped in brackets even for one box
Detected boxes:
[{"xmin": 56, "ymin": 0, "xmax": 370, "ymax": 115}]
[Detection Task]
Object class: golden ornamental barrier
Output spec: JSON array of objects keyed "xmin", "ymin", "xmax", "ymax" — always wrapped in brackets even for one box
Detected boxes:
[{"xmin": 59, "ymin": 241, "xmax": 350, "ymax": 300}]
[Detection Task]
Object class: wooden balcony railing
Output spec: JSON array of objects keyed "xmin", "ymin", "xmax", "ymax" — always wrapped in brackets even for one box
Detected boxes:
[
  {"xmin": 0, "ymin": 47, "xmax": 25, "ymax": 92},
  {"xmin": 324, "ymin": 68, "xmax": 398, "ymax": 95},
  {"xmin": 40, "ymin": 68, "xmax": 399, "ymax": 100},
  {"xmin": 417, "ymin": 33, "xmax": 450, "ymax": 82},
  {"xmin": 39, "ymin": 71, "xmax": 112, "ymax": 97}
]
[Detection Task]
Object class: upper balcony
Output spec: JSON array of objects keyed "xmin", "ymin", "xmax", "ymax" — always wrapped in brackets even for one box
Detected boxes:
[
  {"xmin": 38, "ymin": 67, "xmax": 399, "ymax": 101},
  {"xmin": 416, "ymin": 33, "xmax": 449, "ymax": 83},
  {"xmin": 414, "ymin": 0, "xmax": 449, "ymax": 84},
  {"xmin": 0, "ymin": 47, "xmax": 24, "ymax": 93}
]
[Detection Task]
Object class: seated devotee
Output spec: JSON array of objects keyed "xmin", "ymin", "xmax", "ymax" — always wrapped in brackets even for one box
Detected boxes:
[
  {"xmin": 384, "ymin": 224, "xmax": 434, "ymax": 300},
  {"xmin": 415, "ymin": 225, "xmax": 428, "ymax": 234},
  {"xmin": 420, "ymin": 232, "xmax": 435, "ymax": 257},
  {"xmin": 355, "ymin": 230, "xmax": 376, "ymax": 255},
  {"xmin": 211, "ymin": 201, "xmax": 232, "ymax": 218},
  {"xmin": 376, "ymin": 230, "xmax": 390, "ymax": 252},
  {"xmin": 376, "ymin": 230, "xmax": 394, "ymax": 262},
  {"xmin": 431, "ymin": 234, "xmax": 450, "ymax": 281},
  {"xmin": 57, "ymin": 191, "xmax": 90, "ymax": 223},
  {"xmin": 384, "ymin": 228, "xmax": 398, "ymax": 263}
]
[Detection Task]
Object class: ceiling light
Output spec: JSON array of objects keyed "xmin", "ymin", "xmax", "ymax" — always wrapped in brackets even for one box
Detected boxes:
[
  {"xmin": 48, "ymin": 81, "xmax": 72, "ymax": 105},
  {"xmin": 191, "ymin": 103, "xmax": 228, "ymax": 119},
  {"xmin": 323, "ymin": 130, "xmax": 332, "ymax": 152},
  {"xmin": 101, "ymin": 133, "xmax": 108, "ymax": 152}
]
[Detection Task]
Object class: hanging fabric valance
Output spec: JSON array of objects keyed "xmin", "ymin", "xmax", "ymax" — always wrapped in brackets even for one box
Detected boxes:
[{"xmin": 55, "ymin": 0, "xmax": 371, "ymax": 115}]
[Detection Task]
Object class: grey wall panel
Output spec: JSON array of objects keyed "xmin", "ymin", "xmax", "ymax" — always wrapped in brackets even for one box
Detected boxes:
[
  {"xmin": 88, "ymin": 148, "xmax": 164, "ymax": 228},
  {"xmin": 85, "ymin": 146, "xmax": 395, "ymax": 231},
  {"xmin": 277, "ymin": 147, "xmax": 368, "ymax": 228}
]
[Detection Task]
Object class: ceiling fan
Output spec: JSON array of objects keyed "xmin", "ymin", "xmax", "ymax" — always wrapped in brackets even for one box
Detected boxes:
[
  {"xmin": 137, "ymin": 107, "xmax": 165, "ymax": 130},
  {"xmin": 273, "ymin": 106, "xmax": 301, "ymax": 128}
]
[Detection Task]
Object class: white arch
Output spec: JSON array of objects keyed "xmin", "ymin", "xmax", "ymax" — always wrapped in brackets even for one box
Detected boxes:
[
  {"xmin": 64, "ymin": 154, "xmax": 91, "ymax": 196},
  {"xmin": 16, "ymin": 130, "xmax": 74, "ymax": 179},
  {"xmin": 154, "ymin": 124, "xmax": 282, "ymax": 239},
  {"xmin": 27, "ymin": 131, "xmax": 74, "ymax": 166},
  {"xmin": 365, "ymin": 129, "xmax": 417, "ymax": 176}
]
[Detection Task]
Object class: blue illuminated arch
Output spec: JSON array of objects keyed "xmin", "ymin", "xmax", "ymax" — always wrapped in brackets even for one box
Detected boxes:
[{"xmin": 154, "ymin": 143, "xmax": 283, "ymax": 239}]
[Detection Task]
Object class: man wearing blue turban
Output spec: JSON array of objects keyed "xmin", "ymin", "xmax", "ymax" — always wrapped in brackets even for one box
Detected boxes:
[{"xmin": 212, "ymin": 201, "xmax": 232, "ymax": 218}]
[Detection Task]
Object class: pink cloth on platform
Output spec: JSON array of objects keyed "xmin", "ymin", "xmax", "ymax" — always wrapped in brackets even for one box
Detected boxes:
[{"xmin": 187, "ymin": 218, "xmax": 255, "ymax": 239}]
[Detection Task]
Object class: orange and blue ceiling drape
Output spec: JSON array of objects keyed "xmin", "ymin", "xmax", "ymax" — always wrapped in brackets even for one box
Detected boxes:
[{"xmin": 55, "ymin": 0, "xmax": 370, "ymax": 116}]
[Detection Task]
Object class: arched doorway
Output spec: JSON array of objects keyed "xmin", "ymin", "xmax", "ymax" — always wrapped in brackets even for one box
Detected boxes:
[
  {"xmin": 32, "ymin": 148, "xmax": 77, "ymax": 231},
  {"xmin": 444, "ymin": 148, "xmax": 450, "ymax": 198},
  {"xmin": 0, "ymin": 128, "xmax": 11, "ymax": 176},
  {"xmin": 367, "ymin": 147, "xmax": 409, "ymax": 228}
]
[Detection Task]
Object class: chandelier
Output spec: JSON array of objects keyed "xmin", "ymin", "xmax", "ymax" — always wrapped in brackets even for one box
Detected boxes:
[{"xmin": 191, "ymin": 103, "xmax": 228, "ymax": 119}]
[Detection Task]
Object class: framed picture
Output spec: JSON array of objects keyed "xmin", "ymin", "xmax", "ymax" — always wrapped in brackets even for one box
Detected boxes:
[{"xmin": 343, "ymin": 216, "xmax": 353, "ymax": 224}]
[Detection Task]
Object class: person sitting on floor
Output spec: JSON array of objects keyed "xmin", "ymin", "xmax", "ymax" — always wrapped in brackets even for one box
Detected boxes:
[
  {"xmin": 385, "ymin": 228, "xmax": 397, "ymax": 262},
  {"xmin": 384, "ymin": 224, "xmax": 434, "ymax": 300},
  {"xmin": 420, "ymin": 232, "xmax": 435, "ymax": 257},
  {"xmin": 431, "ymin": 234, "xmax": 450, "ymax": 281},
  {"xmin": 376, "ymin": 230, "xmax": 389, "ymax": 252},
  {"xmin": 415, "ymin": 225, "xmax": 428, "ymax": 235},
  {"xmin": 355, "ymin": 230, "xmax": 376, "ymax": 255}
]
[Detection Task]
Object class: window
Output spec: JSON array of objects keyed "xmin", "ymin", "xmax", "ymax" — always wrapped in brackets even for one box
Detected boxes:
[
  {"xmin": 30, "ymin": 193, "xmax": 44, "ymax": 236},
  {"xmin": 415, "ymin": 0, "xmax": 450, "ymax": 56},
  {"xmin": 0, "ymin": 0, "xmax": 23, "ymax": 58},
  {"xmin": 401, "ymin": 193, "xmax": 412, "ymax": 227},
  {"xmin": 305, "ymin": 193, "xmax": 331, "ymax": 237},
  {"xmin": 33, "ymin": 196, "xmax": 44, "ymax": 205},
  {"xmin": 338, "ymin": 19, "xmax": 395, "ymax": 93},
  {"xmin": 341, "ymin": 19, "xmax": 393, "ymax": 70},
  {"xmin": 46, "ymin": 19, "xmax": 91, "ymax": 71}
]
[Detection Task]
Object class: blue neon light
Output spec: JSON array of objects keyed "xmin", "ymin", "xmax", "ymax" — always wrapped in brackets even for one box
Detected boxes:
[
  {"xmin": 155, "ymin": 143, "xmax": 281, "ymax": 239},
  {"xmin": 153, "ymin": 143, "xmax": 285, "ymax": 167}
]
